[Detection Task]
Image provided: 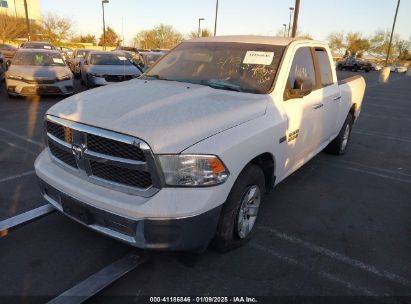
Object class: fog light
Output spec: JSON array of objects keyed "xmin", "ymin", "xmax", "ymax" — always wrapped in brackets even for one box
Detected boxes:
[{"xmin": 7, "ymin": 86, "xmax": 16, "ymax": 93}]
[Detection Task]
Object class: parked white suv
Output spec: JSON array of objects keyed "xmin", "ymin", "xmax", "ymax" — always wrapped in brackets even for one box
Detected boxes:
[{"xmin": 35, "ymin": 36, "xmax": 365, "ymax": 252}]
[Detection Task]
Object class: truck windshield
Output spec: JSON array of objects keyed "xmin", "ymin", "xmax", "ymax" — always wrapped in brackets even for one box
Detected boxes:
[{"xmin": 146, "ymin": 42, "xmax": 286, "ymax": 94}]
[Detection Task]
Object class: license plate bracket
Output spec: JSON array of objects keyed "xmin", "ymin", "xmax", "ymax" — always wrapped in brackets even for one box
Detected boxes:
[{"xmin": 62, "ymin": 198, "xmax": 93, "ymax": 225}]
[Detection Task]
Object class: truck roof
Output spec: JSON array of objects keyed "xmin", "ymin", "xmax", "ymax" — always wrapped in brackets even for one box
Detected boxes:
[{"xmin": 188, "ymin": 35, "xmax": 320, "ymax": 46}]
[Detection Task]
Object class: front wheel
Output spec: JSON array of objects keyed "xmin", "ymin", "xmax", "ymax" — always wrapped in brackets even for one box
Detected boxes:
[
  {"xmin": 325, "ymin": 114, "xmax": 354, "ymax": 155},
  {"xmin": 213, "ymin": 164, "xmax": 265, "ymax": 252}
]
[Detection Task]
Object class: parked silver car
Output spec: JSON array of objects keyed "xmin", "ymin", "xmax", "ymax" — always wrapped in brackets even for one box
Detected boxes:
[
  {"xmin": 112, "ymin": 50, "xmax": 147, "ymax": 72},
  {"xmin": 140, "ymin": 51, "xmax": 165, "ymax": 67},
  {"xmin": 5, "ymin": 49, "xmax": 73, "ymax": 97},
  {"xmin": 80, "ymin": 51, "xmax": 142, "ymax": 89}
]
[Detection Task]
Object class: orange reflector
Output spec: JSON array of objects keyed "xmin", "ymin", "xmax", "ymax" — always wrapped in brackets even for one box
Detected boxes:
[{"xmin": 209, "ymin": 158, "xmax": 225, "ymax": 174}]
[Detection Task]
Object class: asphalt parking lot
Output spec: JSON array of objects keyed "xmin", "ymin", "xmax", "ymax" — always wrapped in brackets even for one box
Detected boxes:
[{"xmin": 0, "ymin": 71, "xmax": 410, "ymax": 302}]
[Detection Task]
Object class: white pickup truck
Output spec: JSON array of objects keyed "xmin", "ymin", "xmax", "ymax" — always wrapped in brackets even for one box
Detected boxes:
[{"xmin": 35, "ymin": 36, "xmax": 365, "ymax": 252}]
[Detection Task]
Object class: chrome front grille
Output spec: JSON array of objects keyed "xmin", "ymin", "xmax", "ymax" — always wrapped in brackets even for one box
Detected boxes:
[{"xmin": 45, "ymin": 115, "xmax": 160, "ymax": 197}]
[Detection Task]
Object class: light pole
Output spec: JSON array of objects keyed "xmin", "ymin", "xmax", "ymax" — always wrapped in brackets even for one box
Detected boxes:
[
  {"xmin": 198, "ymin": 18, "xmax": 205, "ymax": 37},
  {"xmin": 385, "ymin": 0, "xmax": 401, "ymax": 65},
  {"xmin": 23, "ymin": 0, "xmax": 30, "ymax": 41},
  {"xmin": 288, "ymin": 7, "xmax": 294, "ymax": 37},
  {"xmin": 214, "ymin": 0, "xmax": 219, "ymax": 36},
  {"xmin": 283, "ymin": 24, "xmax": 287, "ymax": 37},
  {"xmin": 291, "ymin": 0, "xmax": 300, "ymax": 38},
  {"xmin": 102, "ymin": 0, "xmax": 109, "ymax": 50}
]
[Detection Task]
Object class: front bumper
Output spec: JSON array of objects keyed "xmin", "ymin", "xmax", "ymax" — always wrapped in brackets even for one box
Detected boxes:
[
  {"xmin": 35, "ymin": 150, "xmax": 227, "ymax": 252},
  {"xmin": 38, "ymin": 178, "xmax": 221, "ymax": 252},
  {"xmin": 88, "ymin": 74, "xmax": 136, "ymax": 87},
  {"xmin": 6, "ymin": 78, "xmax": 74, "ymax": 96}
]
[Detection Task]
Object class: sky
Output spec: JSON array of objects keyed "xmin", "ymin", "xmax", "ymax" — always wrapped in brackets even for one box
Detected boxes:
[{"xmin": 40, "ymin": 0, "xmax": 411, "ymax": 44}]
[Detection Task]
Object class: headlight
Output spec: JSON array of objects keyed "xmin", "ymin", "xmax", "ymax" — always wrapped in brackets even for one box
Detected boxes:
[
  {"xmin": 7, "ymin": 75, "xmax": 23, "ymax": 80},
  {"xmin": 158, "ymin": 155, "xmax": 229, "ymax": 187},
  {"xmin": 90, "ymin": 73, "xmax": 105, "ymax": 77},
  {"xmin": 57, "ymin": 75, "xmax": 71, "ymax": 81}
]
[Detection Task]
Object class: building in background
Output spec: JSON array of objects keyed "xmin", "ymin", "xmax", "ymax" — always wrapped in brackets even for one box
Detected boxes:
[{"xmin": 0, "ymin": 0, "xmax": 41, "ymax": 22}]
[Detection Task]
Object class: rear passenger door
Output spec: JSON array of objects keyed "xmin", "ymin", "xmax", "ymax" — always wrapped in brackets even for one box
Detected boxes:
[{"xmin": 313, "ymin": 48, "xmax": 340, "ymax": 143}]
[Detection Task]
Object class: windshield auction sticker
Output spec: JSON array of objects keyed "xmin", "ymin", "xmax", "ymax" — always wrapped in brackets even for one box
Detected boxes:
[{"xmin": 243, "ymin": 51, "xmax": 274, "ymax": 65}]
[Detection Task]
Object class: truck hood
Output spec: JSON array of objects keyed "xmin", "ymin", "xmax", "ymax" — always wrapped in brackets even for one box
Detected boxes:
[{"xmin": 47, "ymin": 79, "xmax": 269, "ymax": 153}]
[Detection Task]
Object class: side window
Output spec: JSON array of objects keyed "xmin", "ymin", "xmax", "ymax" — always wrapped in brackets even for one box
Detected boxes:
[
  {"xmin": 284, "ymin": 47, "xmax": 316, "ymax": 99},
  {"xmin": 315, "ymin": 49, "xmax": 334, "ymax": 87}
]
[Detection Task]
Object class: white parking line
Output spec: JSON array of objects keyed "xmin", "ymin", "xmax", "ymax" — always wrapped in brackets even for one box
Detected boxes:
[
  {"xmin": 0, "ymin": 170, "xmax": 35, "ymax": 183},
  {"xmin": 363, "ymin": 103, "xmax": 411, "ymax": 112},
  {"xmin": 315, "ymin": 159, "xmax": 411, "ymax": 182},
  {"xmin": 257, "ymin": 226, "xmax": 411, "ymax": 289},
  {"xmin": 47, "ymin": 254, "xmax": 147, "ymax": 304},
  {"xmin": 361, "ymin": 113, "xmax": 411, "ymax": 122},
  {"xmin": 0, "ymin": 204, "xmax": 55, "ymax": 237},
  {"xmin": 353, "ymin": 129, "xmax": 411, "ymax": 144},
  {"xmin": 329, "ymin": 159, "xmax": 411, "ymax": 178},
  {"xmin": 0, "ymin": 126, "xmax": 43, "ymax": 147},
  {"xmin": 250, "ymin": 243, "xmax": 379, "ymax": 296},
  {"xmin": 4, "ymin": 142, "xmax": 39, "ymax": 156}
]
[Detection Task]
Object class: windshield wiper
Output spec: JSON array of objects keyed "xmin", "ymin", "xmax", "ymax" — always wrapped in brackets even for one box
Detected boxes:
[{"xmin": 200, "ymin": 80, "xmax": 244, "ymax": 92}]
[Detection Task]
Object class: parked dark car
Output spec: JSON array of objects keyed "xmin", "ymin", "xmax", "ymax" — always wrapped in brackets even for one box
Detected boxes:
[
  {"xmin": 0, "ymin": 52, "xmax": 6, "ymax": 80},
  {"xmin": 115, "ymin": 46, "xmax": 140, "ymax": 53},
  {"xmin": 336, "ymin": 58, "xmax": 372, "ymax": 72},
  {"xmin": 0, "ymin": 43, "xmax": 18, "ymax": 63},
  {"xmin": 20, "ymin": 41, "xmax": 57, "ymax": 51},
  {"xmin": 68, "ymin": 49, "xmax": 94, "ymax": 78}
]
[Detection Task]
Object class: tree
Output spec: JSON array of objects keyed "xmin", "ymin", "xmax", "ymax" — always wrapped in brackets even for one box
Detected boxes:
[
  {"xmin": 395, "ymin": 39, "xmax": 410, "ymax": 59},
  {"xmin": 132, "ymin": 24, "xmax": 183, "ymax": 49},
  {"xmin": 39, "ymin": 13, "xmax": 73, "ymax": 44},
  {"xmin": 0, "ymin": 13, "xmax": 27, "ymax": 43},
  {"xmin": 72, "ymin": 33, "xmax": 97, "ymax": 44},
  {"xmin": 369, "ymin": 30, "xmax": 391, "ymax": 57},
  {"xmin": 327, "ymin": 32, "xmax": 345, "ymax": 56},
  {"xmin": 345, "ymin": 32, "xmax": 370, "ymax": 57},
  {"xmin": 98, "ymin": 26, "xmax": 120, "ymax": 47},
  {"xmin": 188, "ymin": 28, "xmax": 212, "ymax": 39}
]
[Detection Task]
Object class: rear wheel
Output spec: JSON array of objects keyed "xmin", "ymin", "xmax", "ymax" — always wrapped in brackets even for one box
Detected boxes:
[
  {"xmin": 325, "ymin": 114, "xmax": 354, "ymax": 155},
  {"xmin": 213, "ymin": 164, "xmax": 265, "ymax": 252}
]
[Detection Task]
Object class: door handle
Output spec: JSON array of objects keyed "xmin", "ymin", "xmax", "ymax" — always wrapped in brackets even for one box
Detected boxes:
[
  {"xmin": 333, "ymin": 96, "xmax": 342, "ymax": 101},
  {"xmin": 313, "ymin": 103, "xmax": 324, "ymax": 110}
]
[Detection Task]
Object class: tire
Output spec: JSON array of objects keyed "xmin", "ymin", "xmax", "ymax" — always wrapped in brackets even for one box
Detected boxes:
[
  {"xmin": 365, "ymin": 68, "xmax": 370, "ymax": 73},
  {"xmin": 352, "ymin": 65, "xmax": 358, "ymax": 72},
  {"xmin": 213, "ymin": 164, "xmax": 265, "ymax": 252},
  {"xmin": 325, "ymin": 114, "xmax": 354, "ymax": 155}
]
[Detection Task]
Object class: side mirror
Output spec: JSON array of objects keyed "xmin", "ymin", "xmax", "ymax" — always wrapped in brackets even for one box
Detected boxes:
[{"xmin": 286, "ymin": 78, "xmax": 313, "ymax": 99}]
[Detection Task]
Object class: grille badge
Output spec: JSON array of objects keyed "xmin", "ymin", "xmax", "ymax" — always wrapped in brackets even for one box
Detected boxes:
[{"xmin": 71, "ymin": 144, "xmax": 84, "ymax": 161}]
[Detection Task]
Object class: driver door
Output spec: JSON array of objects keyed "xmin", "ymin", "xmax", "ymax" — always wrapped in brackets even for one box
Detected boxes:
[{"xmin": 282, "ymin": 47, "xmax": 324, "ymax": 173}]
